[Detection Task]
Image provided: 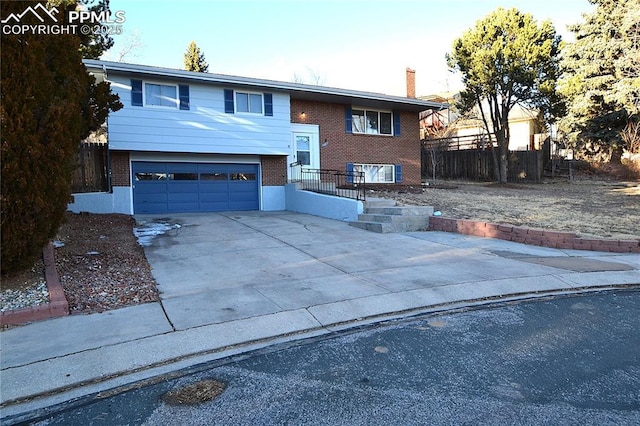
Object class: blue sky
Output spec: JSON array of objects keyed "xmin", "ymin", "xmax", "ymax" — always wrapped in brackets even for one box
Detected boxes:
[{"xmin": 102, "ymin": 0, "xmax": 595, "ymax": 97}]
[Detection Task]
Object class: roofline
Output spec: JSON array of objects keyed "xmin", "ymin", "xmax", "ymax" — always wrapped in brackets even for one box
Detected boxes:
[{"xmin": 84, "ymin": 59, "xmax": 448, "ymax": 111}]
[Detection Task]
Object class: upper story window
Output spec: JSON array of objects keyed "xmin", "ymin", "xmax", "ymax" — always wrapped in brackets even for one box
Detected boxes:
[
  {"xmin": 235, "ymin": 92, "xmax": 263, "ymax": 114},
  {"xmin": 224, "ymin": 89, "xmax": 273, "ymax": 116},
  {"xmin": 145, "ymin": 83, "xmax": 178, "ymax": 108},
  {"xmin": 352, "ymin": 109, "xmax": 393, "ymax": 135},
  {"xmin": 131, "ymin": 79, "xmax": 190, "ymax": 110}
]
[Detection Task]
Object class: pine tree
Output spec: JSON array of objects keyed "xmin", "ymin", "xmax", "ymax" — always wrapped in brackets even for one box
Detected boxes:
[
  {"xmin": 184, "ymin": 41, "xmax": 209, "ymax": 72},
  {"xmin": 558, "ymin": 0, "xmax": 640, "ymax": 162}
]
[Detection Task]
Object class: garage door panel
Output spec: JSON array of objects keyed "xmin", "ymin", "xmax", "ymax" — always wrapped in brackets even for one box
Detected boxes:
[
  {"xmin": 132, "ymin": 162, "xmax": 259, "ymax": 213},
  {"xmin": 168, "ymin": 202, "xmax": 200, "ymax": 212},
  {"xmin": 167, "ymin": 182, "xmax": 199, "ymax": 193}
]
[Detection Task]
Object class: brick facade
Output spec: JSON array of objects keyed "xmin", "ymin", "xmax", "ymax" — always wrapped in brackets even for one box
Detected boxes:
[
  {"xmin": 290, "ymin": 99, "xmax": 421, "ymax": 185},
  {"xmin": 261, "ymin": 155, "xmax": 287, "ymax": 186},
  {"xmin": 110, "ymin": 151, "xmax": 130, "ymax": 186}
]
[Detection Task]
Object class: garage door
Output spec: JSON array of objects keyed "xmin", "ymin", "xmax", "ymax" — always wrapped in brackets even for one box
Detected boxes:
[{"xmin": 132, "ymin": 162, "xmax": 259, "ymax": 213}]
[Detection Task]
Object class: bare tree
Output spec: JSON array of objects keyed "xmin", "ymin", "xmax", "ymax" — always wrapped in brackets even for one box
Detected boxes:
[
  {"xmin": 114, "ymin": 29, "xmax": 144, "ymax": 62},
  {"xmin": 291, "ymin": 67, "xmax": 326, "ymax": 85},
  {"xmin": 423, "ymin": 123, "xmax": 455, "ymax": 184},
  {"xmin": 621, "ymin": 121, "xmax": 640, "ymax": 154}
]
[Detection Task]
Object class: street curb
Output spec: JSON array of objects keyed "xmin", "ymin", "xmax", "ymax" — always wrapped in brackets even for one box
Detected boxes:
[
  {"xmin": 429, "ymin": 216, "xmax": 640, "ymax": 253},
  {"xmin": 2, "ymin": 285, "xmax": 639, "ymax": 424},
  {"xmin": 0, "ymin": 243, "xmax": 69, "ymax": 327}
]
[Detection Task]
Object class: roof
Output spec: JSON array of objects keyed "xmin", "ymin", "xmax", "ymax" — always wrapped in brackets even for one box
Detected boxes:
[{"xmin": 84, "ymin": 59, "xmax": 448, "ymax": 113}]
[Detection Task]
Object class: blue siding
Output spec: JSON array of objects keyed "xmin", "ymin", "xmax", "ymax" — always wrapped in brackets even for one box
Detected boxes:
[
  {"xmin": 108, "ymin": 77, "xmax": 291, "ymax": 155},
  {"xmin": 132, "ymin": 162, "xmax": 259, "ymax": 213}
]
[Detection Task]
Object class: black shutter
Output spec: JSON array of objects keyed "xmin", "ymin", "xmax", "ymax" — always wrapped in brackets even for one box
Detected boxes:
[
  {"xmin": 395, "ymin": 164, "xmax": 403, "ymax": 183},
  {"xmin": 131, "ymin": 79, "xmax": 143, "ymax": 106},
  {"xmin": 224, "ymin": 89, "xmax": 234, "ymax": 113},
  {"xmin": 345, "ymin": 106, "xmax": 352, "ymax": 133},
  {"xmin": 346, "ymin": 162, "xmax": 354, "ymax": 183},
  {"xmin": 393, "ymin": 111, "xmax": 401, "ymax": 136},
  {"xmin": 179, "ymin": 85, "xmax": 190, "ymax": 110},
  {"xmin": 264, "ymin": 93, "xmax": 273, "ymax": 116}
]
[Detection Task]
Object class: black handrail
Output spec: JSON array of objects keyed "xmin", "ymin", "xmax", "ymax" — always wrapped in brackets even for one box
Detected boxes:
[{"xmin": 289, "ymin": 163, "xmax": 365, "ymax": 201}]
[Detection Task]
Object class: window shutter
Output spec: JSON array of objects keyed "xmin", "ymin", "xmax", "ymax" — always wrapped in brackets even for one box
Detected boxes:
[
  {"xmin": 346, "ymin": 162, "xmax": 354, "ymax": 184},
  {"xmin": 345, "ymin": 106, "xmax": 352, "ymax": 133},
  {"xmin": 264, "ymin": 93, "xmax": 273, "ymax": 116},
  {"xmin": 131, "ymin": 79, "xmax": 143, "ymax": 106},
  {"xmin": 179, "ymin": 85, "xmax": 190, "ymax": 110},
  {"xmin": 224, "ymin": 89, "xmax": 234, "ymax": 113},
  {"xmin": 393, "ymin": 111, "xmax": 401, "ymax": 136},
  {"xmin": 395, "ymin": 164, "xmax": 403, "ymax": 183}
]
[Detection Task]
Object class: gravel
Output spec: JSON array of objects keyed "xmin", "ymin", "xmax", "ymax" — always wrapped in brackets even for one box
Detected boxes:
[{"xmin": 0, "ymin": 281, "xmax": 48, "ymax": 313}]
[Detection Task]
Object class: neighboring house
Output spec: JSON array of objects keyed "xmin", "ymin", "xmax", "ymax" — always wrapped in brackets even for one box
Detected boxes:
[
  {"xmin": 420, "ymin": 93, "xmax": 547, "ymax": 151},
  {"xmin": 71, "ymin": 60, "xmax": 445, "ymax": 215}
]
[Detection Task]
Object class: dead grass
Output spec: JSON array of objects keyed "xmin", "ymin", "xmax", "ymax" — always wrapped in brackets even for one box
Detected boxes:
[{"xmin": 374, "ymin": 176, "xmax": 640, "ymax": 240}]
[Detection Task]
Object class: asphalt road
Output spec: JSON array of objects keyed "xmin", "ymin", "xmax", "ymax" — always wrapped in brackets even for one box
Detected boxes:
[{"xmin": 22, "ymin": 289, "xmax": 640, "ymax": 425}]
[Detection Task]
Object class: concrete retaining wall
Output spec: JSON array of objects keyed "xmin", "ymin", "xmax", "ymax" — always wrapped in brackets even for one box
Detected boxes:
[{"xmin": 285, "ymin": 183, "xmax": 363, "ymax": 222}]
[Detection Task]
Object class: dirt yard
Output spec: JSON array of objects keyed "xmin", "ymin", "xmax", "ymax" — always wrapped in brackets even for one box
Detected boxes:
[
  {"xmin": 373, "ymin": 177, "xmax": 640, "ymax": 240},
  {"xmin": 1, "ymin": 213, "xmax": 159, "ymax": 315}
]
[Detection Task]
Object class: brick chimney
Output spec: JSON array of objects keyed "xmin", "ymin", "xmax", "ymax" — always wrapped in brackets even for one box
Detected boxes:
[{"xmin": 406, "ymin": 68, "xmax": 416, "ymax": 98}]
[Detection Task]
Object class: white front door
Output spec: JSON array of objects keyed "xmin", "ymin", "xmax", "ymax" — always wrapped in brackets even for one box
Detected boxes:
[{"xmin": 289, "ymin": 124, "xmax": 319, "ymax": 179}]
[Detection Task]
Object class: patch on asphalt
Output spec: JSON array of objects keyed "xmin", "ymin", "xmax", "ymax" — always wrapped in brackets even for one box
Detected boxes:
[
  {"xmin": 161, "ymin": 379, "xmax": 226, "ymax": 405},
  {"xmin": 491, "ymin": 251, "xmax": 635, "ymax": 272},
  {"xmin": 518, "ymin": 257, "xmax": 635, "ymax": 272}
]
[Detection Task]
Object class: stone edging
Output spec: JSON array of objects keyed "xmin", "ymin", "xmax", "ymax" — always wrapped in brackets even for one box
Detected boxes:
[
  {"xmin": 0, "ymin": 243, "xmax": 69, "ymax": 326},
  {"xmin": 429, "ymin": 216, "xmax": 640, "ymax": 253}
]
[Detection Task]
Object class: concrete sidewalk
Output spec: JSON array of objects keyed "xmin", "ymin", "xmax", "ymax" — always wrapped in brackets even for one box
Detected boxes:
[{"xmin": 2, "ymin": 211, "xmax": 639, "ymax": 421}]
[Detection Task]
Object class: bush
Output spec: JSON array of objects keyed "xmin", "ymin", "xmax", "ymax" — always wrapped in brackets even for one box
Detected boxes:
[{"xmin": 0, "ymin": 1, "xmax": 121, "ymax": 274}]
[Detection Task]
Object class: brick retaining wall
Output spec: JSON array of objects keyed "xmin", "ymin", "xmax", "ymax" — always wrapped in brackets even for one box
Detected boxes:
[
  {"xmin": 429, "ymin": 216, "xmax": 640, "ymax": 253},
  {"xmin": 0, "ymin": 243, "xmax": 69, "ymax": 326}
]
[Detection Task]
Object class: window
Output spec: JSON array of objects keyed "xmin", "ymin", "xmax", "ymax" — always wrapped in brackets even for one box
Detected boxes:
[
  {"xmin": 135, "ymin": 172, "xmax": 167, "ymax": 181},
  {"xmin": 235, "ymin": 92, "xmax": 263, "ymax": 114},
  {"xmin": 168, "ymin": 173, "xmax": 198, "ymax": 180},
  {"xmin": 200, "ymin": 172, "xmax": 228, "ymax": 181},
  {"xmin": 224, "ymin": 89, "xmax": 273, "ymax": 116},
  {"xmin": 354, "ymin": 164, "xmax": 395, "ymax": 183},
  {"xmin": 131, "ymin": 80, "xmax": 189, "ymax": 109},
  {"xmin": 145, "ymin": 83, "xmax": 178, "ymax": 108},
  {"xmin": 230, "ymin": 172, "xmax": 256, "ymax": 181},
  {"xmin": 352, "ymin": 109, "xmax": 393, "ymax": 135}
]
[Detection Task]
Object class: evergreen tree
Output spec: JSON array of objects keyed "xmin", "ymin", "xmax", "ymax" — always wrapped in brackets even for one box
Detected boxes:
[
  {"xmin": 184, "ymin": 41, "xmax": 209, "ymax": 72},
  {"xmin": 1, "ymin": 0, "xmax": 122, "ymax": 274},
  {"xmin": 447, "ymin": 8, "xmax": 563, "ymax": 183},
  {"xmin": 558, "ymin": 0, "xmax": 640, "ymax": 162}
]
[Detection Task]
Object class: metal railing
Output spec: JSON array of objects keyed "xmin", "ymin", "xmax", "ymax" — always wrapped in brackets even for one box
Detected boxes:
[{"xmin": 290, "ymin": 162, "xmax": 366, "ymax": 201}]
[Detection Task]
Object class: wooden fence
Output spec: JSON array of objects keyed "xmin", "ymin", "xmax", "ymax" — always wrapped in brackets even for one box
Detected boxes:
[
  {"xmin": 422, "ymin": 148, "xmax": 544, "ymax": 182},
  {"xmin": 71, "ymin": 142, "xmax": 109, "ymax": 193}
]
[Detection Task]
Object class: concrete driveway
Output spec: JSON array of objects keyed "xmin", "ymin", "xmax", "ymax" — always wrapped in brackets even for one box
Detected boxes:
[{"xmin": 137, "ymin": 211, "xmax": 640, "ymax": 331}]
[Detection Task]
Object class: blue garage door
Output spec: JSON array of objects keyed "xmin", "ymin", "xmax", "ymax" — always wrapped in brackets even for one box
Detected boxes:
[{"xmin": 132, "ymin": 162, "xmax": 259, "ymax": 213}]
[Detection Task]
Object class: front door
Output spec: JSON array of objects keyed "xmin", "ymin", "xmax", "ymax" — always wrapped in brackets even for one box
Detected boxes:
[
  {"xmin": 294, "ymin": 133, "xmax": 312, "ymax": 168},
  {"xmin": 289, "ymin": 124, "xmax": 320, "ymax": 179}
]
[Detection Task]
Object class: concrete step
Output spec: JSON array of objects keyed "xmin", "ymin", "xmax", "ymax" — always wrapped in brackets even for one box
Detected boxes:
[
  {"xmin": 366, "ymin": 206, "xmax": 434, "ymax": 216},
  {"xmin": 364, "ymin": 197, "xmax": 397, "ymax": 208},
  {"xmin": 348, "ymin": 220, "xmax": 390, "ymax": 233},
  {"xmin": 357, "ymin": 214, "xmax": 393, "ymax": 223}
]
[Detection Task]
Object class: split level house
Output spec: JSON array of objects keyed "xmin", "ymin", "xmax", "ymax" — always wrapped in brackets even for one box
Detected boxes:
[{"xmin": 71, "ymin": 60, "xmax": 446, "ymax": 218}]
